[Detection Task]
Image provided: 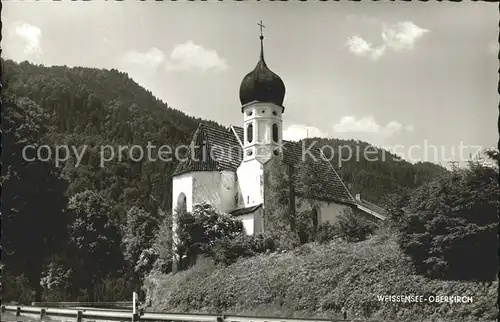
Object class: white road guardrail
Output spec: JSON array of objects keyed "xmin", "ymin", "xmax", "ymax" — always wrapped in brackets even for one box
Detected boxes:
[
  {"xmin": 0, "ymin": 305, "xmax": 366, "ymax": 322},
  {"xmin": 29, "ymin": 302, "xmax": 133, "ymax": 309}
]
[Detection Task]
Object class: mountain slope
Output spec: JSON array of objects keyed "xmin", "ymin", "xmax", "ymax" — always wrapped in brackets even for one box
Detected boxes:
[
  {"xmin": 302, "ymin": 137, "xmax": 447, "ymax": 203},
  {"xmin": 3, "ymin": 59, "xmax": 213, "ymax": 218}
]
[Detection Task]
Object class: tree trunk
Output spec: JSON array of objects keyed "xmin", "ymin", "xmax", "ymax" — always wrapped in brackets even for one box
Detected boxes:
[
  {"xmin": 287, "ymin": 164, "xmax": 296, "ymax": 232},
  {"xmin": 87, "ymin": 282, "xmax": 96, "ymax": 302},
  {"xmin": 34, "ymin": 285, "xmax": 43, "ymax": 302}
]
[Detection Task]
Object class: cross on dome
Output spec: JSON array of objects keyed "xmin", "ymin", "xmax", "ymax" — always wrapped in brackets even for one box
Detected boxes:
[
  {"xmin": 238, "ymin": 21, "xmax": 286, "ymax": 111},
  {"xmin": 258, "ymin": 20, "xmax": 265, "ymax": 38}
]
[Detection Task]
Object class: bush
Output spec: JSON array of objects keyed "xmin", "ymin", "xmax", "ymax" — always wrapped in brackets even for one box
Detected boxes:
[
  {"xmin": 143, "ymin": 236, "xmax": 498, "ymax": 321},
  {"xmin": 94, "ymin": 276, "xmax": 134, "ymax": 301},
  {"xmin": 1, "ymin": 267, "xmax": 34, "ymax": 304},
  {"xmin": 208, "ymin": 235, "xmax": 256, "ymax": 266},
  {"xmin": 173, "ymin": 203, "xmax": 245, "ymax": 270},
  {"xmin": 149, "ymin": 216, "xmax": 174, "ymax": 274},
  {"xmin": 122, "ymin": 206, "xmax": 158, "ymax": 269},
  {"xmin": 314, "ymin": 222, "xmax": 339, "ymax": 244},
  {"xmin": 207, "ymin": 232, "xmax": 295, "ymax": 266},
  {"xmin": 296, "ymin": 210, "xmax": 316, "ymax": 244},
  {"xmin": 39, "ymin": 260, "xmax": 73, "ymax": 302},
  {"xmin": 394, "ymin": 159, "xmax": 499, "ymax": 281},
  {"xmin": 135, "ymin": 248, "xmax": 160, "ymax": 276},
  {"xmin": 336, "ymin": 209, "xmax": 376, "ymax": 242}
]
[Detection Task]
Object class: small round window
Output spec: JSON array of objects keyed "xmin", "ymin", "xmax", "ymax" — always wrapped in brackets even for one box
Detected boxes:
[
  {"xmin": 246, "ymin": 150, "xmax": 253, "ymax": 156},
  {"xmin": 247, "ymin": 111, "xmax": 253, "ymax": 116},
  {"xmin": 272, "ymin": 111, "xmax": 277, "ymax": 116}
]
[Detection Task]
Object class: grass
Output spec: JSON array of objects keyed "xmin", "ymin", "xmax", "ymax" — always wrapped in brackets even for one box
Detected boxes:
[{"xmin": 143, "ymin": 234, "xmax": 498, "ymax": 321}]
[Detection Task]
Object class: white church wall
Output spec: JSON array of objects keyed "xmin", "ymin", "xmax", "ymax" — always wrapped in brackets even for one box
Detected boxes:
[
  {"xmin": 233, "ymin": 207, "xmax": 264, "ymax": 236},
  {"xmin": 319, "ymin": 202, "xmax": 353, "ymax": 224},
  {"xmin": 236, "ymin": 160, "xmax": 264, "ymax": 208},
  {"xmin": 191, "ymin": 171, "xmax": 237, "ymax": 214},
  {"xmin": 219, "ymin": 171, "xmax": 238, "ymax": 213},
  {"xmin": 295, "ymin": 197, "xmax": 353, "ymax": 225},
  {"xmin": 172, "ymin": 173, "xmax": 194, "ymax": 212},
  {"xmin": 235, "ymin": 213, "xmax": 254, "ymax": 235}
]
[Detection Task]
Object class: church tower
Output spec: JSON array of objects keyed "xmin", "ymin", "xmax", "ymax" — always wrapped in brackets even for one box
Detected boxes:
[
  {"xmin": 239, "ymin": 21, "xmax": 286, "ymax": 164},
  {"xmin": 237, "ymin": 21, "xmax": 286, "ymax": 209}
]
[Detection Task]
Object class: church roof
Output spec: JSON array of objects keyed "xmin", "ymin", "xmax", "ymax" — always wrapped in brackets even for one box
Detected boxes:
[
  {"xmin": 173, "ymin": 122, "xmax": 355, "ymax": 204},
  {"xmin": 230, "ymin": 204, "xmax": 263, "ymax": 216},
  {"xmin": 239, "ymin": 34, "xmax": 286, "ymax": 111},
  {"xmin": 355, "ymin": 196, "xmax": 387, "ymax": 220},
  {"xmin": 172, "ymin": 123, "xmax": 242, "ymax": 176}
]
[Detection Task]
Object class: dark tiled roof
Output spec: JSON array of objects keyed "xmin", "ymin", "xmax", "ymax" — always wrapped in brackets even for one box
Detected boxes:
[
  {"xmin": 172, "ymin": 123, "xmax": 242, "ymax": 176},
  {"xmin": 174, "ymin": 123, "xmax": 354, "ymax": 204},
  {"xmin": 230, "ymin": 204, "xmax": 263, "ymax": 216},
  {"xmin": 232, "ymin": 126, "xmax": 244, "ymax": 142},
  {"xmin": 284, "ymin": 140, "xmax": 354, "ymax": 203}
]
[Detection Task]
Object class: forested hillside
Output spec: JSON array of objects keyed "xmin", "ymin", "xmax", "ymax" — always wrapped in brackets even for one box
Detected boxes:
[
  {"xmin": 1, "ymin": 59, "xmax": 447, "ymax": 302},
  {"xmin": 305, "ymin": 137, "xmax": 447, "ymax": 203},
  {"xmin": 2, "ymin": 59, "xmax": 215, "ymax": 219}
]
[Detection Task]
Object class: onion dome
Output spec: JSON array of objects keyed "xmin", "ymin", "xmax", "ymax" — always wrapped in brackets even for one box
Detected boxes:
[{"xmin": 239, "ymin": 32, "xmax": 286, "ymax": 112}]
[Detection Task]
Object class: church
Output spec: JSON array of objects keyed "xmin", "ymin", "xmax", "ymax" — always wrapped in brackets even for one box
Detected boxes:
[{"xmin": 171, "ymin": 25, "xmax": 386, "ymax": 238}]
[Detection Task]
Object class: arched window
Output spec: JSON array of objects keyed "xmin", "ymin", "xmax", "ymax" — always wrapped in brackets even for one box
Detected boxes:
[
  {"xmin": 247, "ymin": 123, "xmax": 253, "ymax": 143},
  {"xmin": 272, "ymin": 123, "xmax": 279, "ymax": 143},
  {"xmin": 176, "ymin": 193, "xmax": 187, "ymax": 214}
]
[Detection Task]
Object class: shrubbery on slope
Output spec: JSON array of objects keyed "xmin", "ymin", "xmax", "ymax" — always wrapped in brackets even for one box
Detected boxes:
[{"xmin": 143, "ymin": 235, "xmax": 498, "ymax": 321}]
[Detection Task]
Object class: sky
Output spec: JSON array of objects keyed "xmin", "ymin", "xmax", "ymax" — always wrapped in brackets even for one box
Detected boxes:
[{"xmin": 2, "ymin": 1, "xmax": 498, "ymax": 167}]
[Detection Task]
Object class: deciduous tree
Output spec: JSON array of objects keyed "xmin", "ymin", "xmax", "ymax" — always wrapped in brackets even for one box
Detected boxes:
[
  {"xmin": 67, "ymin": 190, "xmax": 124, "ymax": 299},
  {"xmin": 1, "ymin": 95, "xmax": 69, "ymax": 301},
  {"xmin": 393, "ymin": 151, "xmax": 499, "ymax": 281}
]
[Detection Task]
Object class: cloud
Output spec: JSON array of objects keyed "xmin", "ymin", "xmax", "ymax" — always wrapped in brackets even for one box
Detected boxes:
[
  {"xmin": 346, "ymin": 36, "xmax": 373, "ymax": 56},
  {"xmin": 165, "ymin": 41, "xmax": 228, "ymax": 72},
  {"xmin": 346, "ymin": 36, "xmax": 386, "ymax": 61},
  {"xmin": 381, "ymin": 21, "xmax": 430, "ymax": 51},
  {"xmin": 346, "ymin": 21, "xmax": 429, "ymax": 60},
  {"xmin": 121, "ymin": 42, "xmax": 227, "ymax": 73},
  {"xmin": 13, "ymin": 22, "xmax": 42, "ymax": 56},
  {"xmin": 283, "ymin": 124, "xmax": 329, "ymax": 142},
  {"xmin": 282, "ymin": 118, "xmax": 413, "ymax": 145},
  {"xmin": 122, "ymin": 47, "xmax": 166, "ymax": 69},
  {"xmin": 332, "ymin": 116, "xmax": 414, "ymax": 139}
]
